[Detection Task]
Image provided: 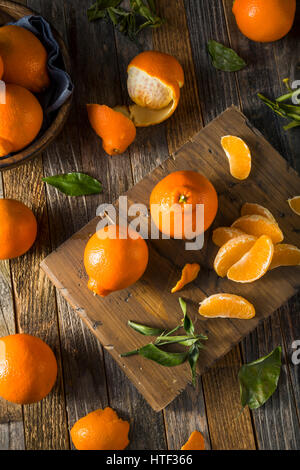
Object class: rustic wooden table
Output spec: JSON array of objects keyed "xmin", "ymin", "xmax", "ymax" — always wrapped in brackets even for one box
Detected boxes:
[{"xmin": 0, "ymin": 0, "xmax": 299, "ymax": 451}]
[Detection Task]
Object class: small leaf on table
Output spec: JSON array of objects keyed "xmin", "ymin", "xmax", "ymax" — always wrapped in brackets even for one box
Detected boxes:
[
  {"xmin": 238, "ymin": 346, "xmax": 282, "ymax": 410},
  {"xmin": 42, "ymin": 173, "xmax": 103, "ymax": 196},
  {"xmin": 208, "ymin": 40, "xmax": 246, "ymax": 72}
]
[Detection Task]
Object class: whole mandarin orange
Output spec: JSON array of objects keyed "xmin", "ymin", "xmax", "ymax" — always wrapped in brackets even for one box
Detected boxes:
[
  {"xmin": 0, "ymin": 199, "xmax": 37, "ymax": 259},
  {"xmin": 150, "ymin": 170, "xmax": 218, "ymax": 239},
  {"xmin": 0, "ymin": 25, "xmax": 50, "ymax": 93},
  {"xmin": 232, "ymin": 0, "xmax": 296, "ymax": 42},
  {"xmin": 0, "ymin": 334, "xmax": 57, "ymax": 404},
  {"xmin": 71, "ymin": 407, "xmax": 130, "ymax": 450},
  {"xmin": 84, "ymin": 224, "xmax": 149, "ymax": 297},
  {"xmin": 0, "ymin": 84, "xmax": 43, "ymax": 157}
]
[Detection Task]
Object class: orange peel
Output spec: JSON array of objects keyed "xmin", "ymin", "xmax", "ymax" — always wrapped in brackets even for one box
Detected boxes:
[
  {"xmin": 269, "ymin": 243, "xmax": 300, "ymax": 269},
  {"xmin": 214, "ymin": 234, "xmax": 257, "ymax": 277},
  {"xmin": 227, "ymin": 235, "xmax": 274, "ymax": 283},
  {"xmin": 221, "ymin": 135, "xmax": 251, "ymax": 180},
  {"xmin": 287, "ymin": 196, "xmax": 300, "ymax": 216},
  {"xmin": 171, "ymin": 263, "xmax": 200, "ymax": 293},
  {"xmin": 181, "ymin": 431, "xmax": 205, "ymax": 450},
  {"xmin": 241, "ymin": 202, "xmax": 276, "ymax": 222},
  {"xmin": 212, "ymin": 226, "xmax": 246, "ymax": 247},
  {"xmin": 199, "ymin": 293, "xmax": 255, "ymax": 319},
  {"xmin": 87, "ymin": 104, "xmax": 136, "ymax": 156},
  {"xmin": 124, "ymin": 51, "xmax": 184, "ymax": 127},
  {"xmin": 232, "ymin": 214, "xmax": 283, "ymax": 244}
]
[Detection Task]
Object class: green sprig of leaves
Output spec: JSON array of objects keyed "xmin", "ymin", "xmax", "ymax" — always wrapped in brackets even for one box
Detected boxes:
[
  {"xmin": 87, "ymin": 0, "xmax": 164, "ymax": 42},
  {"xmin": 238, "ymin": 346, "xmax": 282, "ymax": 410},
  {"xmin": 258, "ymin": 78, "xmax": 300, "ymax": 130},
  {"xmin": 121, "ymin": 298, "xmax": 208, "ymax": 386}
]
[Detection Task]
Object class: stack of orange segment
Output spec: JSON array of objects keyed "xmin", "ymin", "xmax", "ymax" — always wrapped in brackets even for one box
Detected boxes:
[{"xmin": 212, "ymin": 202, "xmax": 300, "ymax": 282}]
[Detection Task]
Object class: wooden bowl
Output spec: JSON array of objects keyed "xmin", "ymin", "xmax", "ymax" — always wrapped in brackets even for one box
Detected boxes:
[{"xmin": 0, "ymin": 0, "xmax": 72, "ymax": 170}]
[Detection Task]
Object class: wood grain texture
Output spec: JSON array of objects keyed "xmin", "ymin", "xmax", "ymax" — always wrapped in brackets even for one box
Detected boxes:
[
  {"xmin": 222, "ymin": 0, "xmax": 300, "ymax": 449},
  {"xmin": 41, "ymin": 107, "xmax": 300, "ymax": 412},
  {"xmin": 152, "ymin": 0, "xmax": 210, "ymax": 449},
  {"xmin": 2, "ymin": 157, "xmax": 69, "ymax": 449},
  {"xmin": 0, "ymin": 176, "xmax": 25, "ymax": 450},
  {"xmin": 28, "ymin": 0, "xmax": 167, "ymax": 450},
  {"xmin": 183, "ymin": 0, "xmax": 254, "ymax": 449}
]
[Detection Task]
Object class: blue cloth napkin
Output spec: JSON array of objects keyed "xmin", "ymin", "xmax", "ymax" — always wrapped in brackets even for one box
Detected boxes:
[{"xmin": 9, "ymin": 15, "xmax": 74, "ymax": 124}]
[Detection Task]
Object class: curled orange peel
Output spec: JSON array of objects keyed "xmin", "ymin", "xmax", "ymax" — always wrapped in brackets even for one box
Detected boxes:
[{"xmin": 171, "ymin": 263, "xmax": 200, "ymax": 293}]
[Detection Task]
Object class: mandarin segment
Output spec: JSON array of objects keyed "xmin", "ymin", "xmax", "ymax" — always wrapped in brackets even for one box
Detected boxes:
[
  {"xmin": 212, "ymin": 226, "xmax": 246, "ymax": 247},
  {"xmin": 227, "ymin": 235, "xmax": 274, "ymax": 283},
  {"xmin": 199, "ymin": 293, "xmax": 255, "ymax": 319},
  {"xmin": 171, "ymin": 263, "xmax": 200, "ymax": 293},
  {"xmin": 181, "ymin": 431, "xmax": 205, "ymax": 450},
  {"xmin": 269, "ymin": 244, "xmax": 300, "ymax": 269},
  {"xmin": 87, "ymin": 104, "xmax": 136, "ymax": 155},
  {"xmin": 0, "ymin": 25, "xmax": 50, "ymax": 93},
  {"xmin": 287, "ymin": 196, "xmax": 300, "ymax": 216},
  {"xmin": 232, "ymin": 215, "xmax": 283, "ymax": 244},
  {"xmin": 241, "ymin": 202, "xmax": 276, "ymax": 222},
  {"xmin": 214, "ymin": 234, "xmax": 257, "ymax": 277},
  {"xmin": 70, "ymin": 407, "xmax": 130, "ymax": 450},
  {"xmin": 221, "ymin": 135, "xmax": 251, "ymax": 180}
]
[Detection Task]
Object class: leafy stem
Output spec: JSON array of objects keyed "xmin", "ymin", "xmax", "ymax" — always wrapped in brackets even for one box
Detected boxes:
[
  {"xmin": 87, "ymin": 0, "xmax": 164, "ymax": 42},
  {"xmin": 121, "ymin": 298, "xmax": 208, "ymax": 385}
]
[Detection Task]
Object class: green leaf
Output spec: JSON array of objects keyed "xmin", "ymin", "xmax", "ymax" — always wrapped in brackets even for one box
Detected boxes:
[
  {"xmin": 42, "ymin": 173, "xmax": 102, "ymax": 196},
  {"xmin": 238, "ymin": 346, "xmax": 282, "ymax": 410},
  {"xmin": 208, "ymin": 40, "xmax": 246, "ymax": 72},
  {"xmin": 87, "ymin": 0, "xmax": 122, "ymax": 21},
  {"xmin": 179, "ymin": 297, "xmax": 194, "ymax": 336},
  {"xmin": 128, "ymin": 320, "xmax": 165, "ymax": 337},
  {"xmin": 188, "ymin": 344, "xmax": 200, "ymax": 387},
  {"xmin": 138, "ymin": 343, "xmax": 188, "ymax": 367},
  {"xmin": 155, "ymin": 334, "xmax": 206, "ymax": 347}
]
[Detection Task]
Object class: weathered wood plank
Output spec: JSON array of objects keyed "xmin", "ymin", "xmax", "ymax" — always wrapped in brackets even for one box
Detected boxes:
[
  {"xmin": 2, "ymin": 156, "xmax": 69, "ymax": 449},
  {"xmin": 0, "ymin": 176, "xmax": 25, "ymax": 450},
  {"xmin": 152, "ymin": 0, "xmax": 210, "ymax": 450},
  {"xmin": 41, "ymin": 107, "xmax": 300, "ymax": 413},
  {"xmin": 222, "ymin": 0, "xmax": 300, "ymax": 449},
  {"xmin": 183, "ymin": 0, "xmax": 254, "ymax": 449}
]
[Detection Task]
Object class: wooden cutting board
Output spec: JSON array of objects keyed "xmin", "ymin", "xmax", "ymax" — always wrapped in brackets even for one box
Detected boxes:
[{"xmin": 41, "ymin": 106, "xmax": 300, "ymax": 411}]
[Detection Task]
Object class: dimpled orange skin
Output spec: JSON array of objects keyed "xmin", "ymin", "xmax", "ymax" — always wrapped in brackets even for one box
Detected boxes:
[
  {"xmin": 0, "ymin": 334, "xmax": 57, "ymax": 404},
  {"xmin": 87, "ymin": 104, "xmax": 136, "ymax": 156},
  {"xmin": 0, "ymin": 25, "xmax": 50, "ymax": 93},
  {"xmin": 0, "ymin": 199, "xmax": 37, "ymax": 260},
  {"xmin": 181, "ymin": 431, "xmax": 205, "ymax": 450},
  {"xmin": 0, "ymin": 84, "xmax": 43, "ymax": 157},
  {"xmin": 128, "ymin": 50, "xmax": 184, "ymax": 100},
  {"xmin": 232, "ymin": 0, "xmax": 296, "ymax": 43},
  {"xmin": 84, "ymin": 225, "xmax": 149, "ymax": 297},
  {"xmin": 150, "ymin": 171, "xmax": 218, "ymax": 239},
  {"xmin": 71, "ymin": 407, "xmax": 130, "ymax": 450}
]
